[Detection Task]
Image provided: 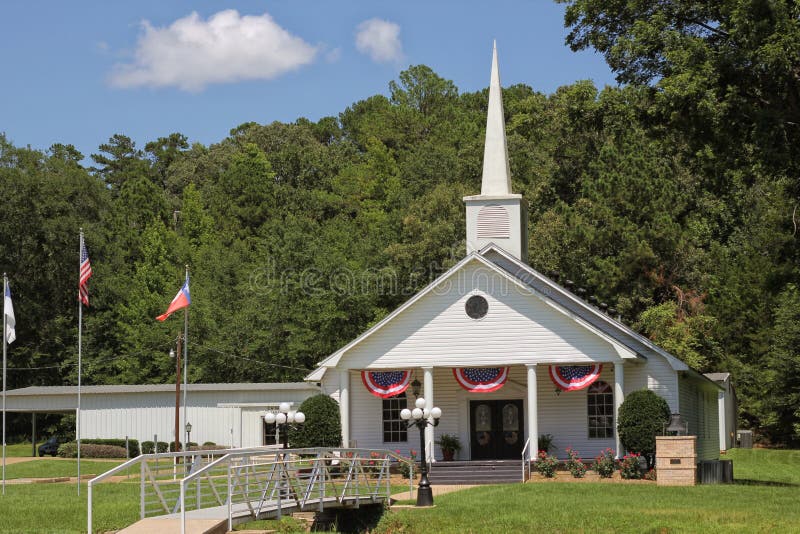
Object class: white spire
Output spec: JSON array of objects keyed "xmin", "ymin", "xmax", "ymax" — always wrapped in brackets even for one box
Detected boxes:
[{"xmin": 480, "ymin": 40, "xmax": 513, "ymax": 196}]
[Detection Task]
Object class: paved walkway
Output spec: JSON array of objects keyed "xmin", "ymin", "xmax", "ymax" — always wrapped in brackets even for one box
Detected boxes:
[{"xmin": 390, "ymin": 484, "xmax": 477, "ymax": 501}]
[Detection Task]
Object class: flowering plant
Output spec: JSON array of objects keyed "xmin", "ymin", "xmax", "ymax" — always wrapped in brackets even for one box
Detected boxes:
[
  {"xmin": 396, "ymin": 449, "xmax": 417, "ymax": 479},
  {"xmin": 565, "ymin": 447, "xmax": 587, "ymax": 478},
  {"xmin": 618, "ymin": 453, "xmax": 643, "ymax": 479},
  {"xmin": 593, "ymin": 448, "xmax": 616, "ymax": 478},
  {"xmin": 644, "ymin": 468, "xmax": 657, "ymax": 481},
  {"xmin": 365, "ymin": 451, "xmax": 387, "ymax": 473},
  {"xmin": 536, "ymin": 449, "xmax": 559, "ymax": 478}
]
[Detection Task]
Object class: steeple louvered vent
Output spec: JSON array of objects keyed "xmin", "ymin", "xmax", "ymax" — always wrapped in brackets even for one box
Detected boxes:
[{"xmin": 477, "ymin": 205, "xmax": 510, "ymax": 239}]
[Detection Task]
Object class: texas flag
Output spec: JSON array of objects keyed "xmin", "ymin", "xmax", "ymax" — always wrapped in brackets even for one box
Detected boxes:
[{"xmin": 156, "ymin": 278, "xmax": 191, "ymax": 322}]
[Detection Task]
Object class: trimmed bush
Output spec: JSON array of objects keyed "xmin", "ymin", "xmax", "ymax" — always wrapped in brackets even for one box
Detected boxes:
[
  {"xmin": 617, "ymin": 389, "xmax": 670, "ymax": 468},
  {"xmin": 57, "ymin": 442, "xmax": 127, "ymax": 458},
  {"xmin": 288, "ymin": 394, "xmax": 342, "ymax": 448},
  {"xmin": 141, "ymin": 441, "xmax": 170, "ymax": 454},
  {"xmin": 82, "ymin": 438, "xmax": 140, "ymax": 457},
  {"xmin": 169, "ymin": 441, "xmax": 198, "ymax": 452}
]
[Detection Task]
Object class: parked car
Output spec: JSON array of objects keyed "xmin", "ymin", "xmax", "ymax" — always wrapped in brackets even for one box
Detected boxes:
[{"xmin": 38, "ymin": 436, "xmax": 60, "ymax": 457}]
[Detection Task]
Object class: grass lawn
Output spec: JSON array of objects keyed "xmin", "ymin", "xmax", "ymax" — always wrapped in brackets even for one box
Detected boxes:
[
  {"xmin": 0, "ymin": 448, "xmax": 796, "ymax": 533},
  {"xmin": 3, "ymin": 459, "xmax": 127, "ymax": 480},
  {"xmin": 374, "ymin": 448, "xmax": 800, "ymax": 533},
  {"xmin": 4, "ymin": 441, "xmax": 40, "ymax": 457}
]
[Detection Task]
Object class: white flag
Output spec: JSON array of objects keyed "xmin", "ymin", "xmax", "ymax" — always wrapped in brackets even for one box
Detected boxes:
[{"xmin": 4, "ymin": 282, "xmax": 15, "ymax": 344}]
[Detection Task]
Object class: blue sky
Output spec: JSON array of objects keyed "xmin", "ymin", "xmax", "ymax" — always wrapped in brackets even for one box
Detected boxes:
[{"xmin": 0, "ymin": 1, "xmax": 616, "ymax": 162}]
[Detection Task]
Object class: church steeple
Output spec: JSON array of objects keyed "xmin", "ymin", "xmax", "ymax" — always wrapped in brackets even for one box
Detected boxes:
[
  {"xmin": 480, "ymin": 41, "xmax": 513, "ymax": 196},
  {"xmin": 464, "ymin": 42, "xmax": 528, "ymax": 262}
]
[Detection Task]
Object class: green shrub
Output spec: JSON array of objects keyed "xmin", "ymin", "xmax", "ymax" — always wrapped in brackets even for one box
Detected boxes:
[
  {"xmin": 169, "ymin": 441, "xmax": 198, "ymax": 452},
  {"xmin": 593, "ymin": 448, "xmax": 616, "ymax": 478},
  {"xmin": 288, "ymin": 394, "xmax": 342, "ymax": 448},
  {"xmin": 565, "ymin": 447, "xmax": 586, "ymax": 478},
  {"xmin": 536, "ymin": 450, "xmax": 559, "ymax": 478},
  {"xmin": 617, "ymin": 389, "xmax": 670, "ymax": 468},
  {"xmin": 619, "ymin": 453, "xmax": 643, "ymax": 479},
  {"xmin": 141, "ymin": 441, "xmax": 170, "ymax": 454},
  {"xmin": 82, "ymin": 439, "xmax": 140, "ymax": 457},
  {"xmin": 57, "ymin": 443, "xmax": 127, "ymax": 458},
  {"xmin": 202, "ymin": 441, "xmax": 217, "ymax": 447}
]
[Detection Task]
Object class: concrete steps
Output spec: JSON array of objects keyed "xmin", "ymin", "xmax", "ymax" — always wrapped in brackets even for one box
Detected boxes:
[{"xmin": 428, "ymin": 460, "xmax": 521, "ymax": 484}]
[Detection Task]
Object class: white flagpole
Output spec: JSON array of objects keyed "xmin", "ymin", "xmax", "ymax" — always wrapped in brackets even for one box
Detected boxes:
[
  {"xmin": 182, "ymin": 265, "xmax": 188, "ymax": 451},
  {"xmin": 77, "ymin": 231, "xmax": 82, "ymax": 495},
  {"xmin": 3, "ymin": 274, "xmax": 8, "ymax": 496}
]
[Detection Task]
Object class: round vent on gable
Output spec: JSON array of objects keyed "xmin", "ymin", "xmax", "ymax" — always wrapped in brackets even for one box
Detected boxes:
[
  {"xmin": 465, "ymin": 295, "xmax": 489, "ymax": 320},
  {"xmin": 477, "ymin": 205, "xmax": 510, "ymax": 239}
]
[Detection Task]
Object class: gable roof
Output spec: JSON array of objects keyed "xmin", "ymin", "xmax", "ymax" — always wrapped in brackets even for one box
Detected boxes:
[
  {"xmin": 305, "ymin": 248, "xmax": 657, "ymax": 381},
  {"xmin": 478, "ymin": 243, "xmax": 690, "ymax": 372}
]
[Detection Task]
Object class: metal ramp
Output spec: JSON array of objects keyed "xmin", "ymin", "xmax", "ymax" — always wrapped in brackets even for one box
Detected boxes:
[{"xmin": 88, "ymin": 447, "xmax": 414, "ymax": 534}]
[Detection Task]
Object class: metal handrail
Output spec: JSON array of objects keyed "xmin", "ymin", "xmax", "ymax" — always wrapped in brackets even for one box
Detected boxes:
[
  {"xmin": 521, "ymin": 437, "xmax": 532, "ymax": 482},
  {"xmin": 89, "ymin": 447, "xmax": 416, "ymax": 534}
]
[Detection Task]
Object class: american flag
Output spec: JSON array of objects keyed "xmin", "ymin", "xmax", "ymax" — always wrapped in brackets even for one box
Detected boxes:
[
  {"xmin": 361, "ymin": 370, "xmax": 411, "ymax": 398},
  {"xmin": 549, "ymin": 364, "xmax": 602, "ymax": 391},
  {"xmin": 453, "ymin": 367, "xmax": 509, "ymax": 393},
  {"xmin": 79, "ymin": 237, "xmax": 93, "ymax": 306}
]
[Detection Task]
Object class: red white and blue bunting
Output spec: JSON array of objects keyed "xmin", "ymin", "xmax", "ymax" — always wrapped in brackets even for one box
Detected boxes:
[
  {"xmin": 361, "ymin": 370, "xmax": 412, "ymax": 398},
  {"xmin": 453, "ymin": 367, "xmax": 509, "ymax": 393},
  {"xmin": 549, "ymin": 364, "xmax": 603, "ymax": 392}
]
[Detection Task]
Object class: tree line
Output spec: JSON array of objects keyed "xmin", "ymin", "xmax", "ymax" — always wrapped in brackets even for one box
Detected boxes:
[{"xmin": 1, "ymin": 0, "xmax": 798, "ymax": 445}]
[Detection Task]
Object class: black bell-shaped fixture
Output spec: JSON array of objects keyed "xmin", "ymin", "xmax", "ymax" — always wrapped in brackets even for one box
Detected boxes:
[{"xmin": 665, "ymin": 413, "xmax": 688, "ymax": 436}]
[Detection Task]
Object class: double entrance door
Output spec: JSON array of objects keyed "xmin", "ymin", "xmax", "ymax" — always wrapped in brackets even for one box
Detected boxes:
[{"xmin": 469, "ymin": 399, "xmax": 524, "ymax": 460}]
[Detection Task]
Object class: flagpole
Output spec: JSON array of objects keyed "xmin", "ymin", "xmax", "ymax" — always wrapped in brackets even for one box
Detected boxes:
[
  {"xmin": 3, "ymin": 274, "xmax": 8, "ymax": 496},
  {"xmin": 183, "ymin": 265, "xmax": 189, "ymax": 451},
  {"xmin": 77, "ymin": 231, "xmax": 82, "ymax": 495}
]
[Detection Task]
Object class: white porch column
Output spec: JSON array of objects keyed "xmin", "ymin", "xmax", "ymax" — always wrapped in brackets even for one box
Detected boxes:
[
  {"xmin": 423, "ymin": 366, "xmax": 434, "ymax": 463},
  {"xmin": 614, "ymin": 362, "xmax": 624, "ymax": 457},
  {"xmin": 526, "ymin": 364, "xmax": 538, "ymax": 454},
  {"xmin": 339, "ymin": 369, "xmax": 350, "ymax": 447}
]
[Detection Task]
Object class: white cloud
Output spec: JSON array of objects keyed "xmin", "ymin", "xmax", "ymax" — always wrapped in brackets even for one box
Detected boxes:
[
  {"xmin": 355, "ymin": 18, "xmax": 403, "ymax": 63},
  {"xmin": 109, "ymin": 10, "xmax": 318, "ymax": 91}
]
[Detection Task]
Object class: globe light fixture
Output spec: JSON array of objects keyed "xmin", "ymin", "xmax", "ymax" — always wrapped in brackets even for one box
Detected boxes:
[
  {"xmin": 402, "ymin": 396, "xmax": 442, "ymax": 507},
  {"xmin": 264, "ymin": 404, "xmax": 305, "ymax": 449}
]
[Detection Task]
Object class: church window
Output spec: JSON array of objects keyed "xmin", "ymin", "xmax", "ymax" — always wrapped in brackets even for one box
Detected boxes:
[
  {"xmin": 588, "ymin": 381, "xmax": 614, "ymax": 439},
  {"xmin": 477, "ymin": 205, "xmax": 511, "ymax": 239},
  {"xmin": 383, "ymin": 392, "xmax": 408, "ymax": 443}
]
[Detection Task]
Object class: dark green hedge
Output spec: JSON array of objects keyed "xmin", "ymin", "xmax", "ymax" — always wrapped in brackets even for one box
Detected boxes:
[
  {"xmin": 141, "ymin": 441, "xmax": 170, "ymax": 454},
  {"xmin": 617, "ymin": 389, "xmax": 670, "ymax": 467},
  {"xmin": 288, "ymin": 394, "xmax": 342, "ymax": 448}
]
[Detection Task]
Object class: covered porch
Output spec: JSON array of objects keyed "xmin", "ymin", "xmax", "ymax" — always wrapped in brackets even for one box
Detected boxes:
[{"xmin": 335, "ymin": 362, "xmax": 630, "ymax": 462}]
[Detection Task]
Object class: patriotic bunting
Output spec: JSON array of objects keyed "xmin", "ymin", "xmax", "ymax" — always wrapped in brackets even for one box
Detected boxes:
[
  {"xmin": 549, "ymin": 364, "xmax": 602, "ymax": 391},
  {"xmin": 361, "ymin": 370, "xmax": 411, "ymax": 398},
  {"xmin": 453, "ymin": 367, "xmax": 508, "ymax": 393}
]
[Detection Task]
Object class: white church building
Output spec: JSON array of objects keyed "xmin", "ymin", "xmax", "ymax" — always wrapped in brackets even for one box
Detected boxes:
[{"xmin": 306, "ymin": 44, "xmax": 722, "ymax": 463}]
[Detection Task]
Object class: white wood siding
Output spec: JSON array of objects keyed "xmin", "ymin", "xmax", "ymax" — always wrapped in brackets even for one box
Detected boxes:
[
  {"xmin": 624, "ymin": 358, "xmax": 679, "ymax": 412},
  {"xmin": 345, "ymin": 364, "xmax": 683, "ymax": 460},
  {"xmin": 341, "ymin": 261, "xmax": 620, "ymax": 369},
  {"xmin": 678, "ymin": 376, "xmax": 720, "ymax": 460}
]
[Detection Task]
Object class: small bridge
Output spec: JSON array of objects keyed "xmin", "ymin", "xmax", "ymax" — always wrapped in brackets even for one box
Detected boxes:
[{"xmin": 88, "ymin": 447, "xmax": 415, "ymax": 534}]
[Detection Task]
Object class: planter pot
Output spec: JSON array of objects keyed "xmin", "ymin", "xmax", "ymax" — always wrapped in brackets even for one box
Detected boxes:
[{"xmin": 442, "ymin": 449, "xmax": 455, "ymax": 461}]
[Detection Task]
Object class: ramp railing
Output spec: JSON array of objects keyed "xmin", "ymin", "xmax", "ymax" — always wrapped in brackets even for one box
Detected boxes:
[{"xmin": 88, "ymin": 447, "xmax": 415, "ymax": 534}]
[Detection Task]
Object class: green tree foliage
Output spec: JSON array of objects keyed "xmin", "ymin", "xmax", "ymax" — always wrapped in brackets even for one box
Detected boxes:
[
  {"xmin": 0, "ymin": 45, "xmax": 799, "ymax": 445},
  {"xmin": 617, "ymin": 389, "xmax": 671, "ymax": 468},
  {"xmin": 288, "ymin": 394, "xmax": 342, "ymax": 448}
]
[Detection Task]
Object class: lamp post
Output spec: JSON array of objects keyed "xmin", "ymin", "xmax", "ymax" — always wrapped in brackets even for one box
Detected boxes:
[
  {"xmin": 401, "ymin": 397, "xmax": 442, "ymax": 507},
  {"xmin": 264, "ymin": 402, "xmax": 305, "ymax": 449},
  {"xmin": 185, "ymin": 422, "xmax": 192, "ymax": 448}
]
